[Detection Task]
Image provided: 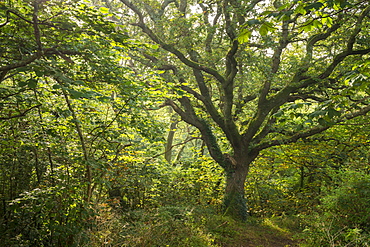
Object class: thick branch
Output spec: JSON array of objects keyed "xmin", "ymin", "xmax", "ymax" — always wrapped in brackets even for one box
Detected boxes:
[
  {"xmin": 260, "ymin": 21, "xmax": 289, "ymax": 104},
  {"xmin": 165, "ymin": 98, "xmax": 228, "ymax": 168},
  {"xmin": 223, "ymin": 40, "xmax": 238, "ymax": 120},
  {"xmin": 319, "ymin": 48, "xmax": 370, "ymax": 79},
  {"xmin": 32, "ymin": 1, "xmax": 42, "ymax": 53},
  {"xmin": 119, "ymin": 0, "xmax": 226, "ymax": 84},
  {"xmin": 255, "ymin": 103, "xmax": 370, "ymax": 151},
  {"xmin": 251, "ymin": 106, "xmax": 279, "ymax": 144},
  {"xmin": 299, "ymin": 23, "xmax": 341, "ymax": 74},
  {"xmin": 0, "ymin": 48, "xmax": 80, "ymax": 73},
  {"xmin": 165, "ymin": 98, "xmax": 202, "ymax": 129},
  {"xmin": 200, "ymin": 3, "xmax": 222, "ymax": 54},
  {"xmin": 346, "ymin": 5, "xmax": 370, "ymax": 52}
]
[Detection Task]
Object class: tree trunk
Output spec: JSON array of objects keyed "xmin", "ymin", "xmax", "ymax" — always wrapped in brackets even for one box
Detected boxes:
[
  {"xmin": 223, "ymin": 163, "xmax": 250, "ymax": 221},
  {"xmin": 165, "ymin": 120, "xmax": 177, "ymax": 164}
]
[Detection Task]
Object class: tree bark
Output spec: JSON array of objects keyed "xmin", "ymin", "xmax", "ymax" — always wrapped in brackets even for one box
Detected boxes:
[
  {"xmin": 165, "ymin": 112, "xmax": 178, "ymax": 164},
  {"xmin": 223, "ymin": 164, "xmax": 250, "ymax": 221},
  {"xmin": 221, "ymin": 150, "xmax": 258, "ymax": 221}
]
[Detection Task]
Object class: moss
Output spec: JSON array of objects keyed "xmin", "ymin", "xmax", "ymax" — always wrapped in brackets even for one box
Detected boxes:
[{"xmin": 223, "ymin": 190, "xmax": 248, "ymax": 222}]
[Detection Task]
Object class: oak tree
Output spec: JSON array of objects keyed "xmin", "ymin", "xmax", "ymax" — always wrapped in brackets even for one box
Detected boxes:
[{"xmin": 114, "ymin": 0, "xmax": 370, "ymax": 220}]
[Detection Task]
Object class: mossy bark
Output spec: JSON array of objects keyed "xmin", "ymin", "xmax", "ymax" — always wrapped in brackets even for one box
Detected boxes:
[{"xmin": 223, "ymin": 165, "xmax": 250, "ymax": 221}]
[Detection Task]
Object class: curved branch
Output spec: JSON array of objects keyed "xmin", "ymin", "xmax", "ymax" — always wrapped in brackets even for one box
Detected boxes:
[
  {"xmin": 119, "ymin": 0, "xmax": 226, "ymax": 84},
  {"xmin": 165, "ymin": 98, "xmax": 228, "ymax": 168},
  {"xmin": 0, "ymin": 104, "xmax": 41, "ymax": 120},
  {"xmin": 346, "ymin": 5, "xmax": 370, "ymax": 52},
  {"xmin": 0, "ymin": 48, "xmax": 81, "ymax": 74},
  {"xmin": 0, "ymin": 10, "xmax": 10, "ymax": 28},
  {"xmin": 319, "ymin": 48, "xmax": 370, "ymax": 79},
  {"xmin": 32, "ymin": 1, "xmax": 42, "ymax": 53},
  {"xmin": 260, "ymin": 20, "xmax": 289, "ymax": 104},
  {"xmin": 255, "ymin": 103, "xmax": 370, "ymax": 151}
]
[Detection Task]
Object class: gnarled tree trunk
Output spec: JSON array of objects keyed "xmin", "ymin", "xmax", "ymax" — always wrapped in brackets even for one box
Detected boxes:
[
  {"xmin": 223, "ymin": 164, "xmax": 250, "ymax": 221},
  {"xmin": 221, "ymin": 152, "xmax": 258, "ymax": 221}
]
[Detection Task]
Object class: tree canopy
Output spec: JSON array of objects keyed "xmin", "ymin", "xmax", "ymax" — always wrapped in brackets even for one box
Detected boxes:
[
  {"xmin": 1, "ymin": 0, "xmax": 370, "ymax": 245},
  {"xmin": 112, "ymin": 0, "xmax": 370, "ymax": 220}
]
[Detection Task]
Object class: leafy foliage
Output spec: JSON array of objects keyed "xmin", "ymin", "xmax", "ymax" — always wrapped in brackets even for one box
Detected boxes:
[
  {"xmin": 0, "ymin": 0, "xmax": 370, "ymax": 246},
  {"xmin": 301, "ymin": 173, "xmax": 370, "ymax": 247},
  {"xmin": 109, "ymin": 0, "xmax": 370, "ymax": 220},
  {"xmin": 0, "ymin": 0, "xmax": 157, "ymax": 245}
]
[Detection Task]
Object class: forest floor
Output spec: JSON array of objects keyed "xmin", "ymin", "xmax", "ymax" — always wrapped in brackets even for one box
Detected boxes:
[
  {"xmin": 93, "ymin": 206, "xmax": 306, "ymax": 246},
  {"xmin": 211, "ymin": 217, "xmax": 304, "ymax": 247}
]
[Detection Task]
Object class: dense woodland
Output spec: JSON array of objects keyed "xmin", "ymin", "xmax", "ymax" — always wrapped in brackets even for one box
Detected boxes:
[{"xmin": 0, "ymin": 0, "xmax": 369, "ymax": 246}]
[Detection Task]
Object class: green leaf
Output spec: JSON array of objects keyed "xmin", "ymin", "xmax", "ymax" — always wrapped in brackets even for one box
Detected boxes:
[
  {"xmin": 281, "ymin": 11, "xmax": 293, "ymax": 21},
  {"xmin": 304, "ymin": 2, "xmax": 324, "ymax": 11},
  {"xmin": 273, "ymin": 110, "xmax": 284, "ymax": 118},
  {"xmin": 259, "ymin": 24, "xmax": 269, "ymax": 36},
  {"xmin": 99, "ymin": 7, "xmax": 109, "ymax": 14},
  {"xmin": 16, "ymin": 67, "xmax": 29, "ymax": 73},
  {"xmin": 295, "ymin": 5, "xmax": 307, "ymax": 15},
  {"xmin": 321, "ymin": 17, "xmax": 333, "ymax": 27},
  {"xmin": 18, "ymin": 80, "xmax": 28, "ymax": 87},
  {"xmin": 68, "ymin": 89, "xmax": 83, "ymax": 99},
  {"xmin": 261, "ymin": 11, "xmax": 273, "ymax": 16},
  {"xmin": 247, "ymin": 19, "xmax": 260, "ymax": 26},
  {"xmin": 238, "ymin": 29, "xmax": 251, "ymax": 43},
  {"xmin": 278, "ymin": 3, "xmax": 290, "ymax": 11},
  {"xmin": 27, "ymin": 79, "xmax": 38, "ymax": 89},
  {"xmin": 312, "ymin": 20, "xmax": 323, "ymax": 29},
  {"xmin": 300, "ymin": 21, "xmax": 315, "ymax": 32},
  {"xmin": 303, "ymin": 119, "xmax": 313, "ymax": 125},
  {"xmin": 318, "ymin": 117, "xmax": 327, "ymax": 126}
]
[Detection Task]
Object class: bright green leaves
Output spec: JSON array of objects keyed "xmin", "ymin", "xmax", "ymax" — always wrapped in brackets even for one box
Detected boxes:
[
  {"xmin": 295, "ymin": 4, "xmax": 307, "ymax": 15},
  {"xmin": 99, "ymin": 7, "xmax": 109, "ymax": 14},
  {"xmin": 273, "ymin": 98, "xmax": 345, "ymax": 134},
  {"xmin": 321, "ymin": 16, "xmax": 333, "ymax": 27},
  {"xmin": 307, "ymin": 106, "xmax": 341, "ymax": 127},
  {"xmin": 238, "ymin": 29, "xmax": 252, "ymax": 43},
  {"xmin": 247, "ymin": 0, "xmax": 350, "ymax": 37},
  {"xmin": 345, "ymin": 61, "xmax": 370, "ymax": 90},
  {"xmin": 238, "ymin": 19, "xmax": 258, "ymax": 43},
  {"xmin": 238, "ymin": 19, "xmax": 275, "ymax": 43},
  {"xmin": 259, "ymin": 22, "xmax": 275, "ymax": 36},
  {"xmin": 238, "ymin": 0, "xmax": 343, "ymax": 44},
  {"xmin": 300, "ymin": 19, "xmax": 324, "ymax": 32}
]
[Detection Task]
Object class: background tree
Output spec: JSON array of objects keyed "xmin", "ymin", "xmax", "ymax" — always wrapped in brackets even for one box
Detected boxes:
[{"xmin": 112, "ymin": 0, "xmax": 370, "ymax": 220}]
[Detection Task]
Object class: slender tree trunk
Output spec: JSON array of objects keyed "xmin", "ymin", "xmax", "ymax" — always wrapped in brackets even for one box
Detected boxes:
[
  {"xmin": 33, "ymin": 147, "xmax": 41, "ymax": 184},
  {"xmin": 59, "ymin": 83, "xmax": 92, "ymax": 202},
  {"xmin": 165, "ymin": 108, "xmax": 178, "ymax": 164},
  {"xmin": 165, "ymin": 120, "xmax": 177, "ymax": 164}
]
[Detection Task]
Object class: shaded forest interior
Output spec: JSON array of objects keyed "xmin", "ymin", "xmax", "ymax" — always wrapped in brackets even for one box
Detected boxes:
[{"xmin": 0, "ymin": 0, "xmax": 370, "ymax": 246}]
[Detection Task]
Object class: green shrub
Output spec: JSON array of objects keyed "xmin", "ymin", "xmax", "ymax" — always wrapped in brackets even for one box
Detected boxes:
[
  {"xmin": 118, "ymin": 206, "xmax": 218, "ymax": 247},
  {"xmin": 2, "ymin": 185, "xmax": 94, "ymax": 247},
  {"xmin": 300, "ymin": 173, "xmax": 370, "ymax": 246}
]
